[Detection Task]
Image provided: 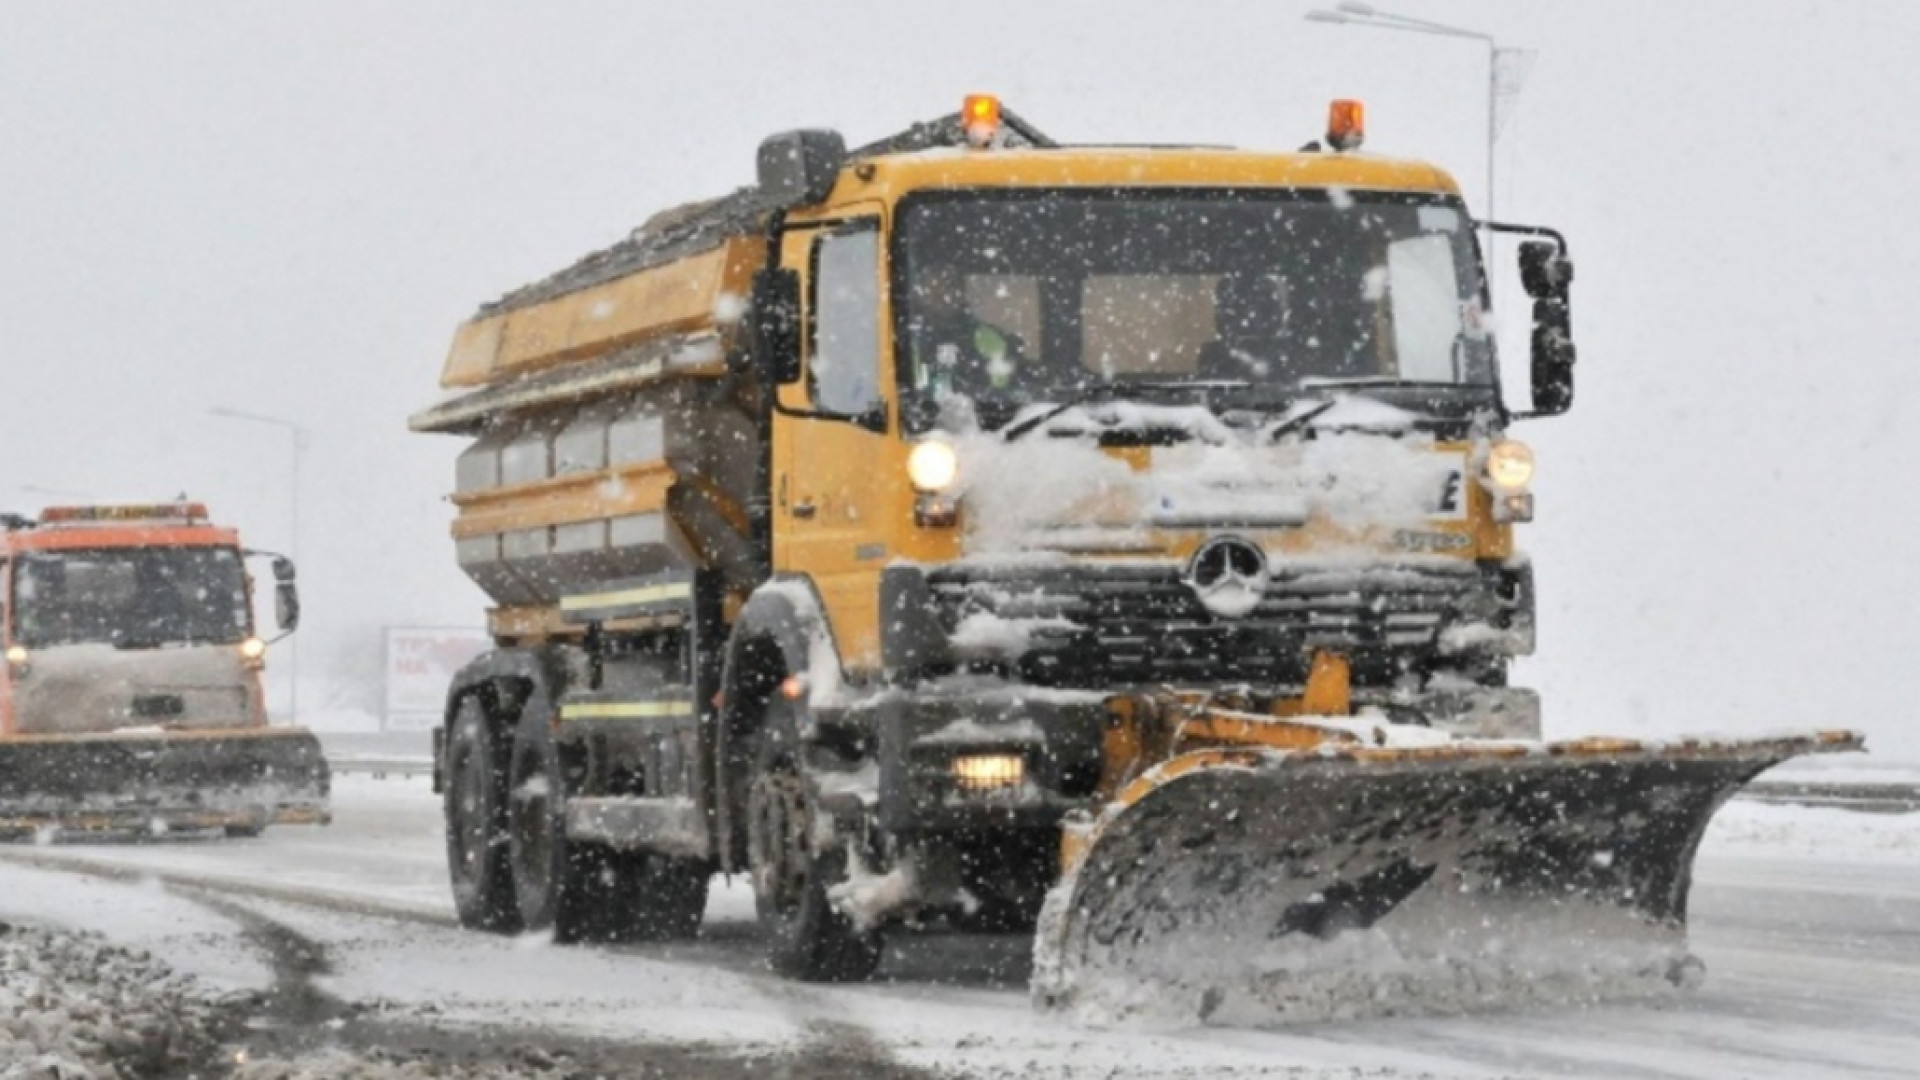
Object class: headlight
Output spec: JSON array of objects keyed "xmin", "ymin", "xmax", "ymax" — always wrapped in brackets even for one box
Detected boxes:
[
  {"xmin": 4, "ymin": 645, "xmax": 26, "ymax": 668},
  {"xmin": 239, "ymin": 637, "xmax": 268, "ymax": 661},
  {"xmin": 1487, "ymin": 440, "xmax": 1535, "ymax": 491},
  {"xmin": 907, "ymin": 439, "xmax": 959, "ymax": 493}
]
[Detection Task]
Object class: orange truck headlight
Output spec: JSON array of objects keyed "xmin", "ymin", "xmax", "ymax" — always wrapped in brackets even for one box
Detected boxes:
[
  {"xmin": 1486, "ymin": 440, "xmax": 1535, "ymax": 491},
  {"xmin": 907, "ymin": 439, "xmax": 959, "ymax": 493}
]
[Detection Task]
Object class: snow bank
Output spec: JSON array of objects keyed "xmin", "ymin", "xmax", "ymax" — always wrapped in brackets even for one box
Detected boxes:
[
  {"xmin": 1702, "ymin": 800, "xmax": 1920, "ymax": 863},
  {"xmin": 0, "ymin": 921, "xmax": 237, "ymax": 1079}
]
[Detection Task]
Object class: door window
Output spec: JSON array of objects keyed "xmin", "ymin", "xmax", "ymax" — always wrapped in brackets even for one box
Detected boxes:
[{"xmin": 810, "ymin": 227, "xmax": 884, "ymax": 417}]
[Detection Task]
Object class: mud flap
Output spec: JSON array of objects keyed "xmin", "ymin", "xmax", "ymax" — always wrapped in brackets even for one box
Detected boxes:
[
  {"xmin": 0, "ymin": 728, "xmax": 330, "ymax": 835},
  {"xmin": 1032, "ymin": 731, "xmax": 1860, "ymax": 1027}
]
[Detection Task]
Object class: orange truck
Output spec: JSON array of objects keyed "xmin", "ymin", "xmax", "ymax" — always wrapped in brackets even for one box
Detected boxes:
[{"xmin": 0, "ymin": 501, "xmax": 328, "ymax": 835}]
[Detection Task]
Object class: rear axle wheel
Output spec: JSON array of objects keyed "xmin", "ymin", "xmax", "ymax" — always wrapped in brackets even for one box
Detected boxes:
[{"xmin": 443, "ymin": 695, "xmax": 521, "ymax": 933}]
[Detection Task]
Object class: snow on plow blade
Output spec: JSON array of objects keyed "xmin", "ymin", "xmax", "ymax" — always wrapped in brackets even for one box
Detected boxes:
[
  {"xmin": 1032, "ymin": 730, "xmax": 1862, "ymax": 1027},
  {"xmin": 0, "ymin": 728, "xmax": 330, "ymax": 836}
]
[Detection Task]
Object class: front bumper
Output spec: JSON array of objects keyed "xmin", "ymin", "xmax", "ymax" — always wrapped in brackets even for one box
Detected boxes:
[
  {"xmin": 855, "ymin": 685, "xmax": 1109, "ymax": 834},
  {"xmin": 0, "ymin": 727, "xmax": 331, "ymax": 835}
]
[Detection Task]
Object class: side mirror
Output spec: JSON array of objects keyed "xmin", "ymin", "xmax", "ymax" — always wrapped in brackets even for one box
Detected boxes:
[
  {"xmin": 270, "ymin": 556, "xmax": 299, "ymax": 632},
  {"xmin": 750, "ymin": 267, "xmax": 803, "ymax": 385},
  {"xmin": 756, "ymin": 129, "xmax": 847, "ymax": 208},
  {"xmin": 1518, "ymin": 241, "xmax": 1576, "ymax": 415},
  {"xmin": 1519, "ymin": 240, "xmax": 1574, "ymax": 300}
]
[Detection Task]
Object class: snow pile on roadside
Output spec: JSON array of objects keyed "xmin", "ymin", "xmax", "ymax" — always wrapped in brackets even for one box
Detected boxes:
[
  {"xmin": 0, "ymin": 920, "xmax": 232, "ymax": 1079},
  {"xmin": 1702, "ymin": 800, "xmax": 1920, "ymax": 862}
]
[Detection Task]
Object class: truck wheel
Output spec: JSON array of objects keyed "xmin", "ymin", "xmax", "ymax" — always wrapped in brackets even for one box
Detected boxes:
[
  {"xmin": 746, "ymin": 707, "xmax": 881, "ymax": 982},
  {"xmin": 591, "ymin": 851, "xmax": 710, "ymax": 943},
  {"xmin": 443, "ymin": 695, "xmax": 522, "ymax": 933},
  {"xmin": 506, "ymin": 704, "xmax": 600, "ymax": 943}
]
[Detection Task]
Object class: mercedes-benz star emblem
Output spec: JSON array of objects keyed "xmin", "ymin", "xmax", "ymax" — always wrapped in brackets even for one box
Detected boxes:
[{"xmin": 1184, "ymin": 536, "xmax": 1268, "ymax": 619}]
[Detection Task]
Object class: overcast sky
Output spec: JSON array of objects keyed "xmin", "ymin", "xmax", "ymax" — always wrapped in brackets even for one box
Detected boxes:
[{"xmin": 3, "ymin": 2, "xmax": 1915, "ymax": 758}]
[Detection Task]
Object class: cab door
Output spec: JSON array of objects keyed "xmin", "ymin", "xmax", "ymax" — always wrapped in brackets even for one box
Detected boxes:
[{"xmin": 771, "ymin": 215, "xmax": 901, "ymax": 670}]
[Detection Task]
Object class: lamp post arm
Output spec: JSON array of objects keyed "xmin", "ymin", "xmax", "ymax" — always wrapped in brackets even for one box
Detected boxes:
[{"xmin": 1347, "ymin": 9, "xmax": 1494, "ymax": 42}]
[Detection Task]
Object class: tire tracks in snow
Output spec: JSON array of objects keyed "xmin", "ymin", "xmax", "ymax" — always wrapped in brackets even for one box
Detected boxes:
[{"xmin": 0, "ymin": 846, "xmax": 951, "ymax": 1079}]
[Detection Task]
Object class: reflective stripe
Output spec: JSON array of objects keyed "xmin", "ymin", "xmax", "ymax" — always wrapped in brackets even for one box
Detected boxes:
[
  {"xmin": 559, "ymin": 581, "xmax": 691, "ymax": 613},
  {"xmin": 559, "ymin": 700, "xmax": 696, "ymax": 720}
]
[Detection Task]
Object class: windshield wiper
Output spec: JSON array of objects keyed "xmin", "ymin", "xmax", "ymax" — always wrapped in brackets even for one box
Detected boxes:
[
  {"xmin": 1001, "ymin": 381, "xmax": 1246, "ymax": 443},
  {"xmin": 1264, "ymin": 398, "xmax": 1341, "ymax": 443}
]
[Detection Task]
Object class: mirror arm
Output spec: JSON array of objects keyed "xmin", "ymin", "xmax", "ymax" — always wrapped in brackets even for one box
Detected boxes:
[{"xmin": 1480, "ymin": 220, "xmax": 1569, "ymax": 253}]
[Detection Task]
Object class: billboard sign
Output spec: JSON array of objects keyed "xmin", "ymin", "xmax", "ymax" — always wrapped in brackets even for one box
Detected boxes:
[{"xmin": 384, "ymin": 627, "xmax": 490, "ymax": 731}]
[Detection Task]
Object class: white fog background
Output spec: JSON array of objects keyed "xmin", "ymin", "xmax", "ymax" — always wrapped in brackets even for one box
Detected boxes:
[{"xmin": 2, "ymin": 2, "xmax": 1913, "ymax": 759}]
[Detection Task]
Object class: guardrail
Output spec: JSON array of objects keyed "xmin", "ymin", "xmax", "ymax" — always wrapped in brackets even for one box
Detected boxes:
[
  {"xmin": 1739, "ymin": 780, "xmax": 1920, "ymax": 814},
  {"xmin": 328, "ymin": 756, "xmax": 433, "ymax": 779},
  {"xmin": 322, "ymin": 755, "xmax": 1919, "ymax": 813}
]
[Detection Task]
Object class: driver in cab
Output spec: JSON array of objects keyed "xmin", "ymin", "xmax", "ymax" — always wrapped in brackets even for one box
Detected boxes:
[{"xmin": 904, "ymin": 263, "xmax": 1027, "ymax": 399}]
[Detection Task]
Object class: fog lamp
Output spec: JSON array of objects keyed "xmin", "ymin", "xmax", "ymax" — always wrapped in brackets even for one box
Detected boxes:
[
  {"xmin": 1495, "ymin": 493, "xmax": 1535, "ymax": 523},
  {"xmin": 952, "ymin": 753, "xmax": 1025, "ymax": 793},
  {"xmin": 914, "ymin": 493, "xmax": 961, "ymax": 528}
]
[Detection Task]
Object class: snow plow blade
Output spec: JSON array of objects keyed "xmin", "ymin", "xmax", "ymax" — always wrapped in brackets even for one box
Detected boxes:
[
  {"xmin": 0, "ymin": 728, "xmax": 330, "ymax": 837},
  {"xmin": 1033, "ymin": 730, "xmax": 1862, "ymax": 1027}
]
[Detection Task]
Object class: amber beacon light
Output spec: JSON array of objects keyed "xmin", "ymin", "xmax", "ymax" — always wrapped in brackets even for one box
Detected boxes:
[
  {"xmin": 1327, "ymin": 98, "xmax": 1366, "ymax": 151},
  {"xmin": 962, "ymin": 93, "xmax": 1002, "ymax": 147}
]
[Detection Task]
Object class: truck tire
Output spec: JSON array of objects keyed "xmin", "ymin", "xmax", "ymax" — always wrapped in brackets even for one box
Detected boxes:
[
  {"xmin": 505, "ymin": 701, "xmax": 603, "ymax": 943},
  {"xmin": 746, "ymin": 700, "xmax": 882, "ymax": 982},
  {"xmin": 443, "ymin": 695, "xmax": 522, "ymax": 933}
]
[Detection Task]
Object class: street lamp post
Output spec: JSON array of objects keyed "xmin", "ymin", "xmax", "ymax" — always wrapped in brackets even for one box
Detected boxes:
[
  {"xmin": 1304, "ymin": 2, "xmax": 1530, "ymax": 250},
  {"xmin": 209, "ymin": 405, "xmax": 308, "ymax": 723}
]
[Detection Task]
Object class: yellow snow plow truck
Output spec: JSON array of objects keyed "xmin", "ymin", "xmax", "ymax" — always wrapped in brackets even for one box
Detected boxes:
[
  {"xmin": 415, "ymin": 97, "xmax": 1860, "ymax": 1023},
  {"xmin": 0, "ymin": 501, "xmax": 327, "ymax": 836}
]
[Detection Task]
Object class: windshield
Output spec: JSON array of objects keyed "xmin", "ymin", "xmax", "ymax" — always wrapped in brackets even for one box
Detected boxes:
[
  {"xmin": 11, "ymin": 546, "xmax": 250, "ymax": 649},
  {"xmin": 894, "ymin": 189, "xmax": 1494, "ymax": 432}
]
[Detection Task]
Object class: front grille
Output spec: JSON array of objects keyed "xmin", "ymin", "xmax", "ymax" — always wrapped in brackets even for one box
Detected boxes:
[{"xmin": 927, "ymin": 560, "xmax": 1524, "ymax": 688}]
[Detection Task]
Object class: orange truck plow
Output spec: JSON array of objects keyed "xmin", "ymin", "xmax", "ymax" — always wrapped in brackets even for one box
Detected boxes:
[
  {"xmin": 1033, "ymin": 689, "xmax": 1860, "ymax": 1024},
  {"xmin": 0, "ymin": 502, "xmax": 327, "ymax": 836}
]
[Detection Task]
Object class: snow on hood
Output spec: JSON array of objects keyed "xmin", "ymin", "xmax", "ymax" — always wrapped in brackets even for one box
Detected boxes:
[{"xmin": 946, "ymin": 419, "xmax": 1465, "ymax": 554}]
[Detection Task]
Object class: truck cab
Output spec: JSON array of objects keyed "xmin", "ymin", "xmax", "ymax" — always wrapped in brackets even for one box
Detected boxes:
[{"xmin": 758, "ymin": 102, "xmax": 1570, "ymax": 737}]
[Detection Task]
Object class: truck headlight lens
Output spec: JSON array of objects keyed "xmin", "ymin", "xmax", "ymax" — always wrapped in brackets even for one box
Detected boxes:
[
  {"xmin": 4, "ymin": 645, "xmax": 26, "ymax": 668},
  {"xmin": 1487, "ymin": 440, "xmax": 1535, "ymax": 491},
  {"xmin": 952, "ymin": 753, "xmax": 1024, "ymax": 792},
  {"xmin": 907, "ymin": 439, "xmax": 959, "ymax": 493},
  {"xmin": 239, "ymin": 637, "xmax": 268, "ymax": 661}
]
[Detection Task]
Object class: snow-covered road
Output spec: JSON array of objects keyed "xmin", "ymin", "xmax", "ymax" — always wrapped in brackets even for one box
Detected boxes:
[{"xmin": 1, "ymin": 775, "xmax": 1915, "ymax": 1079}]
